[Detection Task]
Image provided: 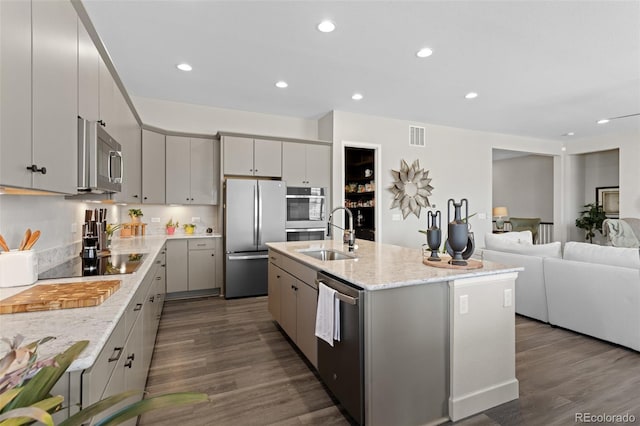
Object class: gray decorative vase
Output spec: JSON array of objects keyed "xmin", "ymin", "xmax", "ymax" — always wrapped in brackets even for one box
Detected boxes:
[
  {"xmin": 447, "ymin": 198, "xmax": 469, "ymax": 266},
  {"xmin": 426, "ymin": 210, "xmax": 442, "ymax": 261}
]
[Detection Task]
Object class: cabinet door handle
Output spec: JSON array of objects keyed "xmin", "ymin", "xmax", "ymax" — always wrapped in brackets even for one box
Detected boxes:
[
  {"xmin": 108, "ymin": 346, "xmax": 123, "ymax": 362},
  {"xmin": 98, "ymin": 120, "xmax": 106, "ymax": 127},
  {"xmin": 26, "ymin": 164, "xmax": 47, "ymax": 174},
  {"xmin": 156, "ymin": 276, "xmax": 161, "ymax": 280},
  {"xmin": 197, "ymin": 243, "xmax": 206, "ymax": 247},
  {"xmin": 124, "ymin": 353, "xmax": 135, "ymax": 368},
  {"xmin": 144, "ymin": 196, "xmax": 148, "ymax": 200},
  {"xmin": 276, "ymin": 275, "xmax": 280, "ymax": 278},
  {"xmin": 149, "ymin": 295, "xmax": 155, "ymax": 302},
  {"xmin": 133, "ymin": 194, "xmax": 139, "ymax": 198},
  {"xmin": 134, "ymin": 303, "xmax": 143, "ymax": 311},
  {"xmin": 211, "ymin": 253, "xmax": 214, "ymax": 257}
]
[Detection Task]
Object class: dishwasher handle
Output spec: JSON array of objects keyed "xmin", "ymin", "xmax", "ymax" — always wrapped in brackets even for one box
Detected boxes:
[{"xmin": 315, "ymin": 278, "xmax": 358, "ymax": 305}]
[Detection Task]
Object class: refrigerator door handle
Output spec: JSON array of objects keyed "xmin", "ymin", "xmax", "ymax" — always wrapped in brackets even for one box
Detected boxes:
[
  {"xmin": 228, "ymin": 254, "xmax": 269, "ymax": 261},
  {"xmin": 257, "ymin": 182, "xmax": 263, "ymax": 245},
  {"xmin": 253, "ymin": 184, "xmax": 258, "ymax": 246}
]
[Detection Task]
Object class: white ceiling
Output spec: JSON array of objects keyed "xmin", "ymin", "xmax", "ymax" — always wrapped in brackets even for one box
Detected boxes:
[{"xmin": 82, "ymin": 0, "xmax": 640, "ymax": 141}]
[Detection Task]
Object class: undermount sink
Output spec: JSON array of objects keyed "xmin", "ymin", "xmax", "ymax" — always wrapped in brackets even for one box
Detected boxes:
[{"xmin": 297, "ymin": 249, "xmax": 356, "ymax": 261}]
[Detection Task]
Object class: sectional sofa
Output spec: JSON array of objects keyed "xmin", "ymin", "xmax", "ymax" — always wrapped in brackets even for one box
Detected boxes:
[{"xmin": 482, "ymin": 232, "xmax": 640, "ymax": 351}]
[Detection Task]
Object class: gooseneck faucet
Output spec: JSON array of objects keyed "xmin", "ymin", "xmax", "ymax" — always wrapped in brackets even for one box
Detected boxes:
[{"xmin": 327, "ymin": 206, "xmax": 356, "ymax": 252}]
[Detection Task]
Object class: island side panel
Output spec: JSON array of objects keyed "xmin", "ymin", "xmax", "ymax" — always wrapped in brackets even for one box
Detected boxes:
[
  {"xmin": 365, "ymin": 282, "xmax": 450, "ymax": 426},
  {"xmin": 448, "ymin": 273, "xmax": 519, "ymax": 422}
]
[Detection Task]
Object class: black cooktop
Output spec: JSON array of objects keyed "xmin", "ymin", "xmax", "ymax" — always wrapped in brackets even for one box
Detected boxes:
[{"xmin": 39, "ymin": 253, "xmax": 146, "ymax": 280}]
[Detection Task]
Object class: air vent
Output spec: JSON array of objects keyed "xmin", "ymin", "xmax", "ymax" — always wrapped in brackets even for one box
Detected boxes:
[{"xmin": 410, "ymin": 126, "xmax": 425, "ymax": 147}]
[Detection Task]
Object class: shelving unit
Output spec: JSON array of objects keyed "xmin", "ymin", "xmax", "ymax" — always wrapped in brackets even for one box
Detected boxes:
[{"xmin": 345, "ymin": 147, "xmax": 375, "ymax": 241}]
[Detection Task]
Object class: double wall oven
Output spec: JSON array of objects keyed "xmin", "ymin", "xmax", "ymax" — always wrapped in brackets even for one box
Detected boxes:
[{"xmin": 285, "ymin": 187, "xmax": 327, "ymax": 241}]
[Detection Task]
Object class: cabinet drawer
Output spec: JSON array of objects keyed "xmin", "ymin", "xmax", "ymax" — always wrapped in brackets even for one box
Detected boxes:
[
  {"xmin": 268, "ymin": 250, "xmax": 283, "ymax": 268},
  {"xmin": 81, "ymin": 316, "xmax": 126, "ymax": 406},
  {"xmin": 188, "ymin": 238, "xmax": 215, "ymax": 250},
  {"xmin": 126, "ymin": 275, "xmax": 150, "ymax": 333},
  {"xmin": 282, "ymin": 255, "xmax": 318, "ymax": 288}
]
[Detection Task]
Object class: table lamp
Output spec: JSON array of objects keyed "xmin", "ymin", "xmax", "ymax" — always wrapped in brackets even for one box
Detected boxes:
[{"xmin": 493, "ymin": 207, "xmax": 508, "ymax": 231}]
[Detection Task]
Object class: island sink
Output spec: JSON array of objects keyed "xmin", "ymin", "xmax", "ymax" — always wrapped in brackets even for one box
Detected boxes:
[{"xmin": 297, "ymin": 248, "xmax": 356, "ymax": 261}]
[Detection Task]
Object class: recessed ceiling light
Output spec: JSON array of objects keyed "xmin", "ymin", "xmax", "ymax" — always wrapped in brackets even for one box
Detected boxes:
[
  {"xmin": 317, "ymin": 20, "xmax": 336, "ymax": 33},
  {"xmin": 465, "ymin": 92, "xmax": 478, "ymax": 99},
  {"xmin": 563, "ymin": 132, "xmax": 575, "ymax": 136},
  {"xmin": 597, "ymin": 118, "xmax": 610, "ymax": 124},
  {"xmin": 416, "ymin": 48, "xmax": 433, "ymax": 58},
  {"xmin": 275, "ymin": 81, "xmax": 288, "ymax": 88},
  {"xmin": 176, "ymin": 63, "xmax": 192, "ymax": 71},
  {"xmin": 352, "ymin": 93, "xmax": 363, "ymax": 101},
  {"xmin": 561, "ymin": 146, "xmax": 567, "ymax": 151}
]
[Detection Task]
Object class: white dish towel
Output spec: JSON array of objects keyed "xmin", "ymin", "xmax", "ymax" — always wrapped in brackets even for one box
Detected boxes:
[{"xmin": 315, "ymin": 282, "xmax": 341, "ymax": 346}]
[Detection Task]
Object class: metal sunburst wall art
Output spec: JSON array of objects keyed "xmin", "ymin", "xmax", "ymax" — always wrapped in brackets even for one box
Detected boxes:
[{"xmin": 390, "ymin": 159, "xmax": 434, "ymax": 219}]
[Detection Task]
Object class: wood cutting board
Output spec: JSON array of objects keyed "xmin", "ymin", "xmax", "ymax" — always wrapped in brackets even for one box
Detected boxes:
[{"xmin": 0, "ymin": 280, "xmax": 121, "ymax": 314}]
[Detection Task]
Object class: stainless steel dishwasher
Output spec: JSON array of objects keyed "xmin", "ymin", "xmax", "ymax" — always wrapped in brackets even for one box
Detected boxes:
[{"xmin": 315, "ymin": 271, "xmax": 365, "ymax": 425}]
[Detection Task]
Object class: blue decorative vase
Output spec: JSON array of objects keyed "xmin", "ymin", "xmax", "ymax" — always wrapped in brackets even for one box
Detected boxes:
[
  {"xmin": 426, "ymin": 210, "xmax": 442, "ymax": 261},
  {"xmin": 447, "ymin": 198, "xmax": 469, "ymax": 266}
]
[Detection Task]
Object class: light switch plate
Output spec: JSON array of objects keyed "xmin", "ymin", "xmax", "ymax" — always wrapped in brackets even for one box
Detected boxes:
[
  {"xmin": 192, "ymin": 217, "xmax": 201, "ymax": 223},
  {"xmin": 460, "ymin": 294, "xmax": 469, "ymax": 314},
  {"xmin": 392, "ymin": 214, "xmax": 402, "ymax": 221},
  {"xmin": 151, "ymin": 217, "xmax": 161, "ymax": 223},
  {"xmin": 478, "ymin": 212, "xmax": 487, "ymax": 219}
]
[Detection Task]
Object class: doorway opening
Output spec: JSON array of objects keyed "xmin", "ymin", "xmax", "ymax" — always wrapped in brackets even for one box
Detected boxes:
[{"xmin": 344, "ymin": 146, "xmax": 376, "ymax": 241}]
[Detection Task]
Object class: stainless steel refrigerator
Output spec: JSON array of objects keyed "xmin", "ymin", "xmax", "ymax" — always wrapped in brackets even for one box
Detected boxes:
[{"xmin": 224, "ymin": 179, "xmax": 286, "ymax": 298}]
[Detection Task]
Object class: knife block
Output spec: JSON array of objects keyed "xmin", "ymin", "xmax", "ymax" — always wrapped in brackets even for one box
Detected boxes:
[{"xmin": 0, "ymin": 250, "xmax": 38, "ymax": 287}]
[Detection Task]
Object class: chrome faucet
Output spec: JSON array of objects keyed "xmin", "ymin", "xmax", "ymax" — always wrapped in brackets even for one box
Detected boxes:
[{"xmin": 327, "ymin": 206, "xmax": 356, "ymax": 251}]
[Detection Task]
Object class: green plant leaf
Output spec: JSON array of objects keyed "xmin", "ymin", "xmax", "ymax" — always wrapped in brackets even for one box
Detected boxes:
[
  {"xmin": 94, "ymin": 392, "xmax": 209, "ymax": 426},
  {"xmin": 58, "ymin": 390, "xmax": 141, "ymax": 426},
  {"xmin": 0, "ymin": 405, "xmax": 55, "ymax": 426},
  {"xmin": 2, "ymin": 341, "xmax": 88, "ymax": 413},
  {"xmin": 0, "ymin": 390, "xmax": 22, "ymax": 412}
]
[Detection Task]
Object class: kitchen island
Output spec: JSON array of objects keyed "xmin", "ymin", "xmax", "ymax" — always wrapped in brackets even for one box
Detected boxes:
[{"xmin": 266, "ymin": 239, "xmax": 523, "ymax": 425}]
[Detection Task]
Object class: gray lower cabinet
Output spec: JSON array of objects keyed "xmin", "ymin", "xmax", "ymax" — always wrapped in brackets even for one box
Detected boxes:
[
  {"xmin": 166, "ymin": 238, "xmax": 219, "ymax": 294},
  {"xmin": 74, "ymin": 246, "xmax": 166, "ymax": 425},
  {"xmin": 268, "ymin": 251, "xmax": 318, "ymax": 367}
]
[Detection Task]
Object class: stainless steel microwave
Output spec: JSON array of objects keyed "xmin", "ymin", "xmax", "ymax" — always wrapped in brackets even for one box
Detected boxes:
[{"xmin": 77, "ymin": 117, "xmax": 122, "ymax": 193}]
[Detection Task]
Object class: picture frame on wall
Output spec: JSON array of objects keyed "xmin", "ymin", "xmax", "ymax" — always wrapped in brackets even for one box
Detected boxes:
[{"xmin": 596, "ymin": 186, "xmax": 620, "ymax": 218}]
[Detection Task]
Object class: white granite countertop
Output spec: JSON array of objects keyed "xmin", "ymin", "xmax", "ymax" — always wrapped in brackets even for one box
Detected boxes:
[
  {"xmin": 0, "ymin": 234, "xmax": 218, "ymax": 372},
  {"xmin": 267, "ymin": 239, "xmax": 522, "ymax": 291}
]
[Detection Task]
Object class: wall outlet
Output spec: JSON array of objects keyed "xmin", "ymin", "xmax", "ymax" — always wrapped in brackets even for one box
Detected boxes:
[
  {"xmin": 459, "ymin": 294, "xmax": 469, "ymax": 315},
  {"xmin": 192, "ymin": 217, "xmax": 201, "ymax": 223},
  {"xmin": 504, "ymin": 288, "xmax": 513, "ymax": 307},
  {"xmin": 392, "ymin": 214, "xmax": 402, "ymax": 221},
  {"xmin": 151, "ymin": 217, "xmax": 161, "ymax": 223},
  {"xmin": 70, "ymin": 223, "xmax": 77, "ymax": 234},
  {"xmin": 478, "ymin": 212, "xmax": 487, "ymax": 219}
]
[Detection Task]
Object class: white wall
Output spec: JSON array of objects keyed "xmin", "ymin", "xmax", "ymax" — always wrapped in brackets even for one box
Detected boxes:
[
  {"xmin": 133, "ymin": 96, "xmax": 319, "ymax": 140},
  {"xmin": 566, "ymin": 132, "xmax": 639, "ymax": 217},
  {"xmin": 583, "ymin": 149, "xmax": 619, "ymax": 203},
  {"xmin": 493, "ymin": 155, "xmax": 554, "ymax": 222},
  {"xmin": 330, "ymin": 111, "xmax": 562, "ymax": 249}
]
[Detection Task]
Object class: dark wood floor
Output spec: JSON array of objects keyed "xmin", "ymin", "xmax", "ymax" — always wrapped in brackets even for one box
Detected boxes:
[{"xmin": 139, "ymin": 296, "xmax": 640, "ymax": 426}]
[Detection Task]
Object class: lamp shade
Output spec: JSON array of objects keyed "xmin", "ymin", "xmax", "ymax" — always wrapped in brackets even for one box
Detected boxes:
[{"xmin": 492, "ymin": 206, "xmax": 508, "ymax": 217}]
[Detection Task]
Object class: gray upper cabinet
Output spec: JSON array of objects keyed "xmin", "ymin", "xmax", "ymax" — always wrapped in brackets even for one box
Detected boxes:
[
  {"xmin": 223, "ymin": 135, "xmax": 282, "ymax": 177},
  {"xmin": 98, "ymin": 58, "xmax": 116, "ymax": 130},
  {"xmin": 112, "ymin": 96, "xmax": 141, "ymax": 203},
  {"xmin": 31, "ymin": 0, "xmax": 78, "ymax": 194},
  {"xmin": 0, "ymin": 0, "xmax": 32, "ymax": 189},
  {"xmin": 282, "ymin": 142, "xmax": 331, "ymax": 188},
  {"xmin": 166, "ymin": 136, "xmax": 215, "ymax": 205},
  {"xmin": 78, "ymin": 21, "xmax": 100, "ymax": 123},
  {"xmin": 142, "ymin": 130, "xmax": 166, "ymax": 204}
]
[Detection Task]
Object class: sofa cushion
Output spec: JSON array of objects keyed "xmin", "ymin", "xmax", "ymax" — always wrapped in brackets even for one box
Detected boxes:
[
  {"xmin": 485, "ymin": 233, "xmax": 562, "ymax": 258},
  {"xmin": 563, "ymin": 241, "xmax": 640, "ymax": 269}
]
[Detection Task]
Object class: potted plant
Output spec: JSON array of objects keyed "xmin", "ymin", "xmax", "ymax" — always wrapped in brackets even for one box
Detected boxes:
[
  {"xmin": 128, "ymin": 209, "xmax": 143, "ymax": 223},
  {"xmin": 105, "ymin": 224, "xmax": 122, "ymax": 249},
  {"xmin": 575, "ymin": 203, "xmax": 607, "ymax": 243},
  {"xmin": 0, "ymin": 335, "xmax": 208, "ymax": 425},
  {"xmin": 183, "ymin": 224, "xmax": 196, "ymax": 235},
  {"xmin": 166, "ymin": 219, "xmax": 179, "ymax": 236}
]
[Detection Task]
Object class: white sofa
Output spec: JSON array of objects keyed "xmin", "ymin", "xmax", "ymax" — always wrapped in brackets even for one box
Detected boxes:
[
  {"xmin": 482, "ymin": 234, "xmax": 640, "ymax": 351},
  {"xmin": 544, "ymin": 242, "xmax": 640, "ymax": 351}
]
